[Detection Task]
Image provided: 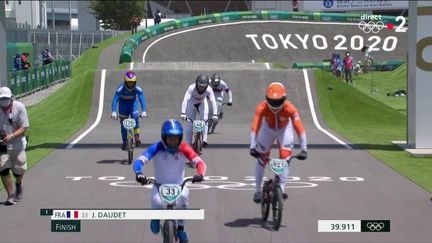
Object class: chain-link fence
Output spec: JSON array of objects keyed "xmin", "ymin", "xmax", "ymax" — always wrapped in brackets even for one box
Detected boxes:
[
  {"xmin": 6, "ymin": 29, "xmax": 128, "ymax": 63},
  {"xmin": 30, "ymin": 30, "xmax": 127, "ymax": 62}
]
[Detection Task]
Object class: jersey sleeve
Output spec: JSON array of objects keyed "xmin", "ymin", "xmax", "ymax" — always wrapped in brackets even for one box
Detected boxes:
[
  {"xmin": 136, "ymin": 86, "xmax": 147, "ymax": 112},
  {"xmin": 250, "ymin": 102, "xmax": 265, "ymax": 148},
  {"xmin": 287, "ymin": 103, "xmax": 307, "ymax": 150},
  {"xmin": 179, "ymin": 142, "xmax": 206, "ymax": 175},
  {"xmin": 181, "ymin": 85, "xmax": 193, "ymax": 114},
  {"xmin": 133, "ymin": 141, "xmax": 163, "ymax": 173},
  {"xmin": 111, "ymin": 85, "xmax": 122, "ymax": 112},
  {"xmin": 207, "ymin": 87, "xmax": 218, "ymax": 116},
  {"xmin": 221, "ymin": 80, "xmax": 233, "ymax": 103}
]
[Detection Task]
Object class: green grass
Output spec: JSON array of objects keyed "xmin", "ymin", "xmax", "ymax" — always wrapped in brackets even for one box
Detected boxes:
[
  {"xmin": 349, "ymin": 64, "xmax": 407, "ymax": 114},
  {"xmin": 314, "ymin": 68, "xmax": 432, "ymax": 192},
  {"xmin": 23, "ymin": 33, "xmax": 128, "ymax": 171}
]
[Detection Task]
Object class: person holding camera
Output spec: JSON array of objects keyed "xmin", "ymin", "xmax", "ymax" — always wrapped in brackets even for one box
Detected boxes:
[{"xmin": 0, "ymin": 87, "xmax": 29, "ymax": 206}]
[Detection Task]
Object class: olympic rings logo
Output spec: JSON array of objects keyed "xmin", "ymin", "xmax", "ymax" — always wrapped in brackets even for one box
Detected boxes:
[
  {"xmin": 321, "ymin": 17, "xmax": 332, "ymax": 22},
  {"xmin": 366, "ymin": 222, "xmax": 385, "ymax": 231},
  {"xmin": 358, "ymin": 21, "xmax": 385, "ymax": 34},
  {"xmin": 270, "ymin": 15, "xmax": 279, "ymax": 20},
  {"xmin": 222, "ymin": 16, "xmax": 230, "ymax": 22}
]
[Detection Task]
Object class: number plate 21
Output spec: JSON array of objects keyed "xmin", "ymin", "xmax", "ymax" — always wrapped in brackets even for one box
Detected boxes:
[{"xmin": 269, "ymin": 159, "xmax": 288, "ymax": 175}]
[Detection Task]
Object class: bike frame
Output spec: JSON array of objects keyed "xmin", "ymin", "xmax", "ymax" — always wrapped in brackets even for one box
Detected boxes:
[
  {"xmin": 121, "ymin": 117, "xmax": 140, "ymax": 164},
  {"xmin": 145, "ymin": 178, "xmax": 194, "ymax": 243},
  {"xmin": 185, "ymin": 117, "xmax": 208, "ymax": 155}
]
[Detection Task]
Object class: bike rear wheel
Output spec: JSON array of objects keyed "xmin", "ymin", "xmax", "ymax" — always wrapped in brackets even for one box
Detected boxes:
[
  {"xmin": 162, "ymin": 220, "xmax": 175, "ymax": 243},
  {"xmin": 208, "ymin": 120, "xmax": 214, "ymax": 134},
  {"xmin": 272, "ymin": 186, "xmax": 283, "ymax": 230},
  {"xmin": 210, "ymin": 120, "xmax": 218, "ymax": 134},
  {"xmin": 261, "ymin": 181, "xmax": 270, "ymax": 221}
]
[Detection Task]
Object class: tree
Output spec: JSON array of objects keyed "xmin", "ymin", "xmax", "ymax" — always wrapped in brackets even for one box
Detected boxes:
[{"xmin": 89, "ymin": 1, "xmax": 145, "ymax": 30}]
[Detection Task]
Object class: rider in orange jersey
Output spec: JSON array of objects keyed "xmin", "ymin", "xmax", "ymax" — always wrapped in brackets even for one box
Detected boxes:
[{"xmin": 250, "ymin": 82, "xmax": 308, "ymax": 203}]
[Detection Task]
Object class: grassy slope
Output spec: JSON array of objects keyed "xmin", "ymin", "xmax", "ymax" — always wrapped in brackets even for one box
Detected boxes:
[
  {"xmin": 349, "ymin": 64, "xmax": 407, "ymax": 114},
  {"xmin": 314, "ymin": 69, "xmax": 432, "ymax": 192},
  {"xmin": 25, "ymin": 34, "xmax": 128, "ymax": 170}
]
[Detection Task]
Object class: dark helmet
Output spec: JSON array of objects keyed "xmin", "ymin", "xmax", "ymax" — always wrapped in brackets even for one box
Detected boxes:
[
  {"xmin": 210, "ymin": 74, "xmax": 221, "ymax": 89},
  {"xmin": 161, "ymin": 119, "xmax": 183, "ymax": 152},
  {"xmin": 195, "ymin": 74, "xmax": 209, "ymax": 94}
]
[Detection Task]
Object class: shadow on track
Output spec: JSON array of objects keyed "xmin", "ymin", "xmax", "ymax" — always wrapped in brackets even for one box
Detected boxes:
[{"xmin": 224, "ymin": 217, "xmax": 284, "ymax": 231}]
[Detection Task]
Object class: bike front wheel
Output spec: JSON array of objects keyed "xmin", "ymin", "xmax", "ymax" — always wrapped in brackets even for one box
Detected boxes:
[
  {"xmin": 127, "ymin": 137, "xmax": 134, "ymax": 165},
  {"xmin": 162, "ymin": 220, "xmax": 175, "ymax": 243},
  {"xmin": 193, "ymin": 133, "xmax": 202, "ymax": 155},
  {"xmin": 272, "ymin": 186, "xmax": 283, "ymax": 230},
  {"xmin": 261, "ymin": 181, "xmax": 270, "ymax": 221}
]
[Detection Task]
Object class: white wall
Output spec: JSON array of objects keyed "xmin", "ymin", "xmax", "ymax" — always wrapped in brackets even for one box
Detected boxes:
[{"xmin": 12, "ymin": 0, "xmax": 41, "ymax": 28}]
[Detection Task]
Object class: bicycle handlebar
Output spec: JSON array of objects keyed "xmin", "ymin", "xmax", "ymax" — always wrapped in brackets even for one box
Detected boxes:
[
  {"xmin": 144, "ymin": 177, "xmax": 195, "ymax": 191},
  {"xmin": 185, "ymin": 117, "xmax": 209, "ymax": 123},
  {"xmin": 257, "ymin": 154, "xmax": 304, "ymax": 164}
]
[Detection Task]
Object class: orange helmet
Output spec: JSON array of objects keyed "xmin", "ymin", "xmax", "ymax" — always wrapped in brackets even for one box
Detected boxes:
[{"xmin": 265, "ymin": 82, "xmax": 286, "ymax": 112}]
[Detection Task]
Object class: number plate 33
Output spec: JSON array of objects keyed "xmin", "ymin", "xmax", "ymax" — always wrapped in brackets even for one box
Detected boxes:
[{"xmin": 159, "ymin": 184, "xmax": 182, "ymax": 204}]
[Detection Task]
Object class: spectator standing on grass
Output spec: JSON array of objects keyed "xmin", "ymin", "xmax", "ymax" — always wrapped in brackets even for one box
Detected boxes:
[
  {"xmin": 13, "ymin": 54, "xmax": 21, "ymax": 72},
  {"xmin": 20, "ymin": 53, "xmax": 31, "ymax": 70},
  {"xmin": 331, "ymin": 53, "xmax": 339, "ymax": 76},
  {"xmin": 154, "ymin": 9, "xmax": 162, "ymax": 25},
  {"xmin": 131, "ymin": 15, "xmax": 139, "ymax": 34},
  {"xmin": 0, "ymin": 87, "xmax": 29, "ymax": 206},
  {"xmin": 343, "ymin": 51, "xmax": 354, "ymax": 84},
  {"xmin": 41, "ymin": 49, "xmax": 54, "ymax": 65},
  {"xmin": 336, "ymin": 55, "xmax": 343, "ymax": 79}
]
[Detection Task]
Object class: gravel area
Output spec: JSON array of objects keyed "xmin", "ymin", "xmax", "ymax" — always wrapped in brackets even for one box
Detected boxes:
[{"xmin": 16, "ymin": 79, "xmax": 70, "ymax": 107}]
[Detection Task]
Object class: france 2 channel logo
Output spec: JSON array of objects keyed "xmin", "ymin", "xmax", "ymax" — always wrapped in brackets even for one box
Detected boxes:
[{"xmin": 323, "ymin": 0, "xmax": 334, "ymax": 9}]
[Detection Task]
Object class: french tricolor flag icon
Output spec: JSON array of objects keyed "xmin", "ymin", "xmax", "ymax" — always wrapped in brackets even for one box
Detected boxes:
[{"xmin": 66, "ymin": 211, "xmax": 79, "ymax": 218}]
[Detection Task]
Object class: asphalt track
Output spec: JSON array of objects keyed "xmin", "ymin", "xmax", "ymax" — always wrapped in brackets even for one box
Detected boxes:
[{"xmin": 1, "ymin": 21, "xmax": 431, "ymax": 243}]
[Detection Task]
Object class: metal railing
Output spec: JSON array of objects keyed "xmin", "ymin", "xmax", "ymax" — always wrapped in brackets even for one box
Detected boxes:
[
  {"xmin": 6, "ymin": 29, "xmax": 128, "ymax": 61},
  {"xmin": 7, "ymin": 60, "xmax": 71, "ymax": 97}
]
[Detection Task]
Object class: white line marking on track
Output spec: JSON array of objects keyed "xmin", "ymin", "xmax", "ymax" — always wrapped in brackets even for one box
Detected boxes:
[
  {"xmin": 129, "ymin": 62, "xmax": 134, "ymax": 70},
  {"xmin": 66, "ymin": 69, "xmax": 106, "ymax": 149},
  {"xmin": 265, "ymin": 62, "xmax": 270, "ymax": 70},
  {"xmin": 302, "ymin": 69, "xmax": 352, "ymax": 149},
  {"xmin": 142, "ymin": 20, "xmax": 361, "ymax": 63}
]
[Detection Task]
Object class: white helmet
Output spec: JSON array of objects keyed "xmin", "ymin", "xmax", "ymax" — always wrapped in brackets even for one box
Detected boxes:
[{"xmin": 0, "ymin": 87, "xmax": 12, "ymax": 99}]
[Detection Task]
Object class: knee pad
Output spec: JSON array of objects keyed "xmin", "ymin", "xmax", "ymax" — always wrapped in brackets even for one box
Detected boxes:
[
  {"xmin": 0, "ymin": 168, "xmax": 10, "ymax": 176},
  {"xmin": 279, "ymin": 148, "xmax": 292, "ymax": 159}
]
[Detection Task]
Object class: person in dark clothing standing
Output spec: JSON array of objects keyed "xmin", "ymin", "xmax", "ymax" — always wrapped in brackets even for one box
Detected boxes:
[
  {"xmin": 13, "ymin": 54, "xmax": 21, "ymax": 71},
  {"xmin": 292, "ymin": 0, "xmax": 299, "ymax": 11},
  {"xmin": 154, "ymin": 9, "xmax": 162, "ymax": 25}
]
